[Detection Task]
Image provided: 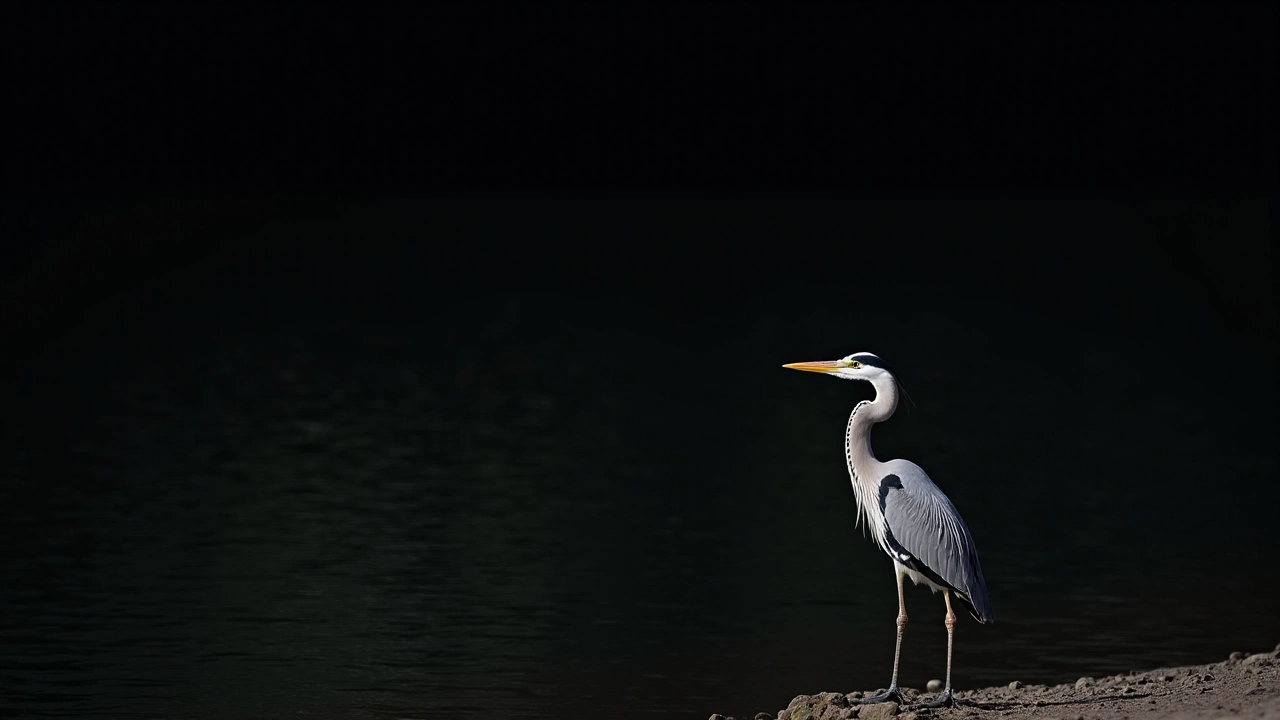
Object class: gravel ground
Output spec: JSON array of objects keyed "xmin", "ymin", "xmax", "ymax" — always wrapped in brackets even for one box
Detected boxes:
[{"xmin": 712, "ymin": 644, "xmax": 1280, "ymax": 720}]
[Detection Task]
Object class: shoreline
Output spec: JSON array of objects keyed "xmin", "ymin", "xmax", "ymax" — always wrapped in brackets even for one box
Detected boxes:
[{"xmin": 713, "ymin": 644, "xmax": 1280, "ymax": 720}]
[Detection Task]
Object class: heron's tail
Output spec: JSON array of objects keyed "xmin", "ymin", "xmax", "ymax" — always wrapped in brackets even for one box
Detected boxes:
[{"xmin": 957, "ymin": 582, "xmax": 994, "ymax": 624}]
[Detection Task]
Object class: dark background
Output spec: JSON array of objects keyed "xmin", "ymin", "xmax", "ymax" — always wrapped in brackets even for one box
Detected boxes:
[{"xmin": 2, "ymin": 4, "xmax": 1276, "ymax": 720}]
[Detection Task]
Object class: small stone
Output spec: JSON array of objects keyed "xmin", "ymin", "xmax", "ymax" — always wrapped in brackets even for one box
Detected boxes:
[
  {"xmin": 926, "ymin": 679, "xmax": 944, "ymax": 693},
  {"xmin": 860, "ymin": 703, "xmax": 900, "ymax": 720},
  {"xmin": 1202, "ymin": 673, "xmax": 1215, "ymax": 681},
  {"xmin": 1075, "ymin": 677, "xmax": 1094, "ymax": 689},
  {"xmin": 709, "ymin": 716, "xmax": 726, "ymax": 720},
  {"xmin": 1230, "ymin": 651, "xmax": 1246, "ymax": 661},
  {"xmin": 900, "ymin": 713, "xmax": 919, "ymax": 720},
  {"xmin": 1009, "ymin": 681, "xmax": 1022, "ymax": 690},
  {"xmin": 1160, "ymin": 674, "xmax": 1173, "ymax": 681},
  {"xmin": 755, "ymin": 714, "xmax": 774, "ymax": 720}
]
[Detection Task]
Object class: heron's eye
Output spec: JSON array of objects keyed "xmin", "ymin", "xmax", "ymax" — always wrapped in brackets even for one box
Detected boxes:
[{"xmin": 850, "ymin": 361, "xmax": 862, "ymax": 369}]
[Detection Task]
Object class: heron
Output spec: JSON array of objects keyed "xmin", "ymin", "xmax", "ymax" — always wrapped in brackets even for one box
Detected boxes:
[{"xmin": 783, "ymin": 352, "xmax": 993, "ymax": 708}]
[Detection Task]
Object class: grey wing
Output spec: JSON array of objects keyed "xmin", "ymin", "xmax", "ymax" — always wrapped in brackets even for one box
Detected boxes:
[{"xmin": 879, "ymin": 460, "xmax": 994, "ymax": 624}]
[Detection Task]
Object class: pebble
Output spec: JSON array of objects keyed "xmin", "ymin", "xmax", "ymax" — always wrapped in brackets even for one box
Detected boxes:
[
  {"xmin": 708, "ymin": 715, "xmax": 727, "ymax": 720},
  {"xmin": 1075, "ymin": 677, "xmax": 1095, "ymax": 689},
  {"xmin": 755, "ymin": 714, "xmax": 773, "ymax": 720},
  {"xmin": 926, "ymin": 679, "xmax": 943, "ymax": 693},
  {"xmin": 1009, "ymin": 681, "xmax": 1022, "ymax": 690},
  {"xmin": 1230, "ymin": 651, "xmax": 1246, "ymax": 661}
]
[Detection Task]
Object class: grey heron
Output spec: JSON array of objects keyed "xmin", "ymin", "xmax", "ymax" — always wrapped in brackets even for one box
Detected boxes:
[{"xmin": 783, "ymin": 352, "xmax": 993, "ymax": 708}]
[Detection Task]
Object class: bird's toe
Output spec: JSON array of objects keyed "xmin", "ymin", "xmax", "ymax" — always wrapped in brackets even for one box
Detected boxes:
[
  {"xmin": 920, "ymin": 689, "xmax": 958, "ymax": 708},
  {"xmin": 853, "ymin": 686, "xmax": 904, "ymax": 705}
]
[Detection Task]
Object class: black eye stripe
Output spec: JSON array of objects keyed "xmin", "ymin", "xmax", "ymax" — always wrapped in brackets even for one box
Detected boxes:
[{"xmin": 848, "ymin": 354, "xmax": 895, "ymax": 376}]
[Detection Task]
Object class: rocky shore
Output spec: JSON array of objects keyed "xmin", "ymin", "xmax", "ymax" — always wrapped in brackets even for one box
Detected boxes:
[{"xmin": 712, "ymin": 644, "xmax": 1280, "ymax": 720}]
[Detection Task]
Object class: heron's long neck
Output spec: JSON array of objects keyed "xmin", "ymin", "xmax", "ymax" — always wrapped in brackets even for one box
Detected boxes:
[{"xmin": 845, "ymin": 376, "xmax": 898, "ymax": 478}]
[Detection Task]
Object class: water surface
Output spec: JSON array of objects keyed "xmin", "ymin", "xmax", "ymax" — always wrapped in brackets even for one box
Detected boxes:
[{"xmin": 2, "ymin": 200, "xmax": 1275, "ymax": 719}]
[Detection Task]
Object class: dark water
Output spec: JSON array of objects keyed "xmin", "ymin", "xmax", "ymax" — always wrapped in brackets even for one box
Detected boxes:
[{"xmin": 2, "ymin": 200, "xmax": 1276, "ymax": 719}]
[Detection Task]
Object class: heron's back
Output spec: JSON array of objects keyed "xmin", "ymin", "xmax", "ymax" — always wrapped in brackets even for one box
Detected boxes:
[{"xmin": 877, "ymin": 460, "xmax": 994, "ymax": 624}]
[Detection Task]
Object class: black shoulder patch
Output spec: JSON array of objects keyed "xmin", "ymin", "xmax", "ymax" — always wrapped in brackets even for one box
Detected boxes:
[{"xmin": 878, "ymin": 473, "xmax": 903, "ymax": 511}]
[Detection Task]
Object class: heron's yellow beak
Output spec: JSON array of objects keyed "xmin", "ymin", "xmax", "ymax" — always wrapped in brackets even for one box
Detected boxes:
[{"xmin": 782, "ymin": 360, "xmax": 842, "ymax": 373}]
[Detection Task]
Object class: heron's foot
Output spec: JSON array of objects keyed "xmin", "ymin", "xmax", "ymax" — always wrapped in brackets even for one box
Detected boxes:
[
  {"xmin": 921, "ymin": 688, "xmax": 957, "ymax": 708},
  {"xmin": 853, "ymin": 686, "xmax": 903, "ymax": 705}
]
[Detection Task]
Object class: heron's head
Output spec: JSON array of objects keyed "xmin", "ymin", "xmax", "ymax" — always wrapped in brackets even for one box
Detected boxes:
[{"xmin": 782, "ymin": 352, "xmax": 895, "ymax": 382}]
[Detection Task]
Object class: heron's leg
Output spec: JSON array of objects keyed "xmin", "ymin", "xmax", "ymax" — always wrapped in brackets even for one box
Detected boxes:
[
  {"xmin": 855, "ymin": 568, "xmax": 906, "ymax": 705},
  {"xmin": 923, "ymin": 589, "xmax": 958, "ymax": 708},
  {"xmin": 890, "ymin": 567, "xmax": 909, "ymax": 688}
]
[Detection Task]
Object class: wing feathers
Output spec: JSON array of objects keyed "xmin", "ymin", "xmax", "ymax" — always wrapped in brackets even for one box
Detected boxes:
[{"xmin": 879, "ymin": 463, "xmax": 994, "ymax": 623}]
